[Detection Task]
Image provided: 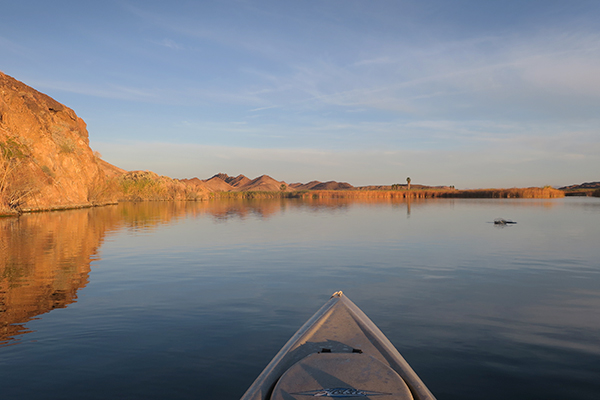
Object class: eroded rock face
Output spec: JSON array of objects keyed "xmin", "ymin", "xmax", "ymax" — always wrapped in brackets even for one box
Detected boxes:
[{"xmin": 0, "ymin": 71, "xmax": 112, "ymax": 213}]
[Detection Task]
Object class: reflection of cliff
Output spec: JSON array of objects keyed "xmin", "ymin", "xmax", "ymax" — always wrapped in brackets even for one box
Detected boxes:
[
  {"xmin": 117, "ymin": 198, "xmax": 420, "ymax": 223},
  {"xmin": 0, "ymin": 207, "xmax": 124, "ymax": 345},
  {"xmin": 0, "ymin": 198, "xmax": 419, "ymax": 345},
  {"xmin": 0, "ymin": 196, "xmax": 566, "ymax": 345}
]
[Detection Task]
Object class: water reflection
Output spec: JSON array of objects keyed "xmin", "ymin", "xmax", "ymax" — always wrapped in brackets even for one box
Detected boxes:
[
  {"xmin": 0, "ymin": 198, "xmax": 417, "ymax": 345},
  {"xmin": 1, "ymin": 211, "xmax": 97, "ymax": 345},
  {"xmin": 118, "ymin": 197, "xmax": 419, "ymax": 223},
  {"xmin": 0, "ymin": 197, "xmax": 599, "ymax": 400},
  {"xmin": 1, "ymin": 197, "xmax": 594, "ymax": 347}
]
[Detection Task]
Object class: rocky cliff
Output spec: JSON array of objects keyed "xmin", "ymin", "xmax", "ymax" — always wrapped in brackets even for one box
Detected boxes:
[{"xmin": 0, "ymin": 71, "xmax": 115, "ymax": 214}]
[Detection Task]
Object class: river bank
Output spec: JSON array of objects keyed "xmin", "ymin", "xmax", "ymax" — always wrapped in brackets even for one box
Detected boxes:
[
  {"xmin": 291, "ymin": 187, "xmax": 564, "ymax": 199},
  {"xmin": 1, "ymin": 186, "xmax": 568, "ymax": 217}
]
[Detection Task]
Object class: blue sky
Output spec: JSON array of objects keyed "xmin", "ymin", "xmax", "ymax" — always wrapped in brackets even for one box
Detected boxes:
[{"xmin": 1, "ymin": 0, "xmax": 599, "ymax": 188}]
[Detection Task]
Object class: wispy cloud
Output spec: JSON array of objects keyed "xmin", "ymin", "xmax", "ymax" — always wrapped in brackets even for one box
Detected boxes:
[
  {"xmin": 248, "ymin": 105, "xmax": 280, "ymax": 112},
  {"xmin": 0, "ymin": 36, "xmax": 29, "ymax": 56},
  {"xmin": 157, "ymin": 38, "xmax": 184, "ymax": 50},
  {"xmin": 117, "ymin": 1, "xmax": 600, "ymax": 124},
  {"xmin": 352, "ymin": 56, "xmax": 393, "ymax": 67},
  {"xmin": 29, "ymin": 79, "xmax": 159, "ymax": 102}
]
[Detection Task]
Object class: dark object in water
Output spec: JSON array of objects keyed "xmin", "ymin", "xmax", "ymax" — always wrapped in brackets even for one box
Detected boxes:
[
  {"xmin": 494, "ymin": 218, "xmax": 517, "ymax": 225},
  {"xmin": 240, "ymin": 291, "xmax": 436, "ymax": 400}
]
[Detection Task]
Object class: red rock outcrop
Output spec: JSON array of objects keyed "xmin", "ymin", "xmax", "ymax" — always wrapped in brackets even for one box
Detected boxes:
[{"xmin": 0, "ymin": 71, "xmax": 117, "ymax": 214}]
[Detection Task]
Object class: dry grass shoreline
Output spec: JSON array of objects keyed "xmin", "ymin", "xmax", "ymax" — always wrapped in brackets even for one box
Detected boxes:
[
  {"xmin": 210, "ymin": 186, "xmax": 565, "ymax": 200},
  {"xmin": 0, "ymin": 186, "xmax": 571, "ymax": 217}
]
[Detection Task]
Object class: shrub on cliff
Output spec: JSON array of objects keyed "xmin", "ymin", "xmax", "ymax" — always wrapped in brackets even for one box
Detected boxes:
[
  {"xmin": 0, "ymin": 139, "xmax": 42, "ymax": 214},
  {"xmin": 87, "ymin": 177, "xmax": 120, "ymax": 205}
]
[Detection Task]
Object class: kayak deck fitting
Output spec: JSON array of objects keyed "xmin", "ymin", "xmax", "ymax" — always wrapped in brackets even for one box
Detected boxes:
[{"xmin": 240, "ymin": 291, "xmax": 436, "ymax": 400}]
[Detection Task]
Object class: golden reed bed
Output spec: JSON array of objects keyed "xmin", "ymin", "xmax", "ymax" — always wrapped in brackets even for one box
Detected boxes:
[
  {"xmin": 211, "ymin": 187, "xmax": 564, "ymax": 200},
  {"xmin": 295, "ymin": 187, "xmax": 563, "ymax": 199}
]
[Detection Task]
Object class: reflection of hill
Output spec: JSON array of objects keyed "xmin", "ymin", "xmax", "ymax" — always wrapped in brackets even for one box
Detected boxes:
[
  {"xmin": 0, "ymin": 200, "xmax": 282, "ymax": 345},
  {"xmin": 0, "ymin": 195, "xmax": 568, "ymax": 345},
  {"xmin": 0, "ymin": 197, "xmax": 421, "ymax": 345},
  {"xmin": 196, "ymin": 199, "xmax": 285, "ymax": 221},
  {"xmin": 0, "ymin": 209, "xmax": 110, "ymax": 345}
]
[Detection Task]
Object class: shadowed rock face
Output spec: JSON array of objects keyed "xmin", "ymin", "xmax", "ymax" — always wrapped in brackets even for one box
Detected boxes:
[{"xmin": 0, "ymin": 71, "xmax": 115, "ymax": 213}]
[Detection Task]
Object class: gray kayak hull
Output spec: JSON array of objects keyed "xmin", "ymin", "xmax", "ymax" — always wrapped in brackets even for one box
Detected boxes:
[{"xmin": 240, "ymin": 291, "xmax": 436, "ymax": 400}]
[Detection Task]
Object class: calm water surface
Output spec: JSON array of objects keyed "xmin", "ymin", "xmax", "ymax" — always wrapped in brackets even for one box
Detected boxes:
[{"xmin": 1, "ymin": 197, "xmax": 599, "ymax": 399}]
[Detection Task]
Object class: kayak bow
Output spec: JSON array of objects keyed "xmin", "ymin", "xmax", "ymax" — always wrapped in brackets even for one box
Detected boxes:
[{"xmin": 240, "ymin": 291, "xmax": 436, "ymax": 400}]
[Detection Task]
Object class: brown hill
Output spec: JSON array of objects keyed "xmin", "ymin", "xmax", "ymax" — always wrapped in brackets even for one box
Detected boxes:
[
  {"xmin": 289, "ymin": 180, "xmax": 354, "ymax": 190},
  {"xmin": 180, "ymin": 177, "xmax": 203, "ymax": 185},
  {"xmin": 181, "ymin": 177, "xmax": 202, "ymax": 186},
  {"xmin": 227, "ymin": 174, "xmax": 251, "ymax": 187},
  {"xmin": 559, "ymin": 181, "xmax": 600, "ymax": 190},
  {"xmin": 289, "ymin": 180, "xmax": 321, "ymax": 190},
  {"xmin": 179, "ymin": 177, "xmax": 212, "ymax": 192},
  {"xmin": 559, "ymin": 181, "xmax": 600, "ymax": 197},
  {"xmin": 203, "ymin": 175, "xmax": 235, "ymax": 191},
  {"xmin": 206, "ymin": 173, "xmax": 251, "ymax": 188},
  {"xmin": 0, "ymin": 71, "xmax": 119, "ymax": 214},
  {"xmin": 181, "ymin": 173, "xmax": 284, "ymax": 192},
  {"xmin": 210, "ymin": 173, "xmax": 230, "ymax": 182},
  {"xmin": 237, "ymin": 174, "xmax": 285, "ymax": 191},
  {"xmin": 309, "ymin": 181, "xmax": 354, "ymax": 190}
]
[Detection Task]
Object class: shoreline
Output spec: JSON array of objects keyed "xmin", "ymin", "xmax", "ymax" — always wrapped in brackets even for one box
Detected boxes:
[
  {"xmin": 1, "ymin": 187, "xmax": 569, "ymax": 217},
  {"xmin": 208, "ymin": 187, "xmax": 565, "ymax": 200},
  {"xmin": 293, "ymin": 187, "xmax": 564, "ymax": 200},
  {"xmin": 1, "ymin": 201, "xmax": 119, "ymax": 218}
]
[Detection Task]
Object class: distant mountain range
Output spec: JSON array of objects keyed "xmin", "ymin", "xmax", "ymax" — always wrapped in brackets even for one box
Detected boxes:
[
  {"xmin": 559, "ymin": 181, "xmax": 600, "ymax": 190},
  {"xmin": 558, "ymin": 181, "xmax": 600, "ymax": 197},
  {"xmin": 180, "ymin": 173, "xmax": 355, "ymax": 192},
  {"xmin": 179, "ymin": 173, "xmax": 459, "ymax": 193}
]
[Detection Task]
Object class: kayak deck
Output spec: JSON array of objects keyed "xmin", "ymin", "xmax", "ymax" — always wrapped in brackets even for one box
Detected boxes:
[
  {"xmin": 240, "ymin": 291, "xmax": 436, "ymax": 400},
  {"xmin": 271, "ymin": 352, "xmax": 413, "ymax": 399}
]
